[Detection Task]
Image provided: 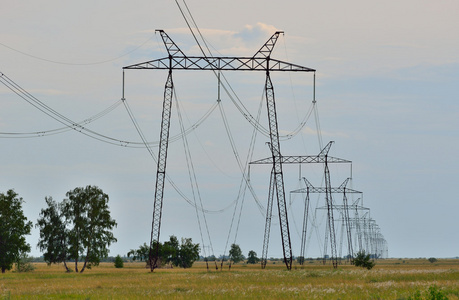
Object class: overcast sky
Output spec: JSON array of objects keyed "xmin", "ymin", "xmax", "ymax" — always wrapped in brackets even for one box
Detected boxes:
[{"xmin": 1, "ymin": 1, "xmax": 458, "ymax": 260}]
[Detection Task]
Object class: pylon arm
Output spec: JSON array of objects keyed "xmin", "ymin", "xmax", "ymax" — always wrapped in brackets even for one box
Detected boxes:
[
  {"xmin": 250, "ymin": 155, "xmax": 351, "ymax": 165},
  {"xmin": 291, "ymin": 186, "xmax": 362, "ymax": 194},
  {"xmin": 316, "ymin": 205, "xmax": 370, "ymax": 212},
  {"xmin": 123, "ymin": 56, "xmax": 315, "ymax": 72}
]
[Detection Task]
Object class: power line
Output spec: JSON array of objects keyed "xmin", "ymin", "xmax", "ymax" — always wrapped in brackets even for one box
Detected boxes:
[
  {"xmin": 0, "ymin": 99, "xmax": 123, "ymax": 138},
  {"xmin": 0, "ymin": 34, "xmax": 156, "ymax": 66},
  {"xmin": 0, "ymin": 71, "xmax": 218, "ymax": 147}
]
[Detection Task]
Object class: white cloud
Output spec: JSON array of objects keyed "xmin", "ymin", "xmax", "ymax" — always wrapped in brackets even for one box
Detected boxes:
[{"xmin": 148, "ymin": 23, "xmax": 284, "ymax": 57}]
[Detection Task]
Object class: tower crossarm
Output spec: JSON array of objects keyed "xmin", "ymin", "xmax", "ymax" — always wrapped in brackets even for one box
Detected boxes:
[
  {"xmin": 123, "ymin": 56, "xmax": 315, "ymax": 72},
  {"xmin": 250, "ymin": 142, "xmax": 350, "ymax": 165},
  {"xmin": 316, "ymin": 205, "xmax": 370, "ymax": 212},
  {"xmin": 249, "ymin": 155, "xmax": 351, "ymax": 165},
  {"xmin": 124, "ymin": 30, "xmax": 314, "ymax": 72},
  {"xmin": 291, "ymin": 186, "xmax": 362, "ymax": 194}
]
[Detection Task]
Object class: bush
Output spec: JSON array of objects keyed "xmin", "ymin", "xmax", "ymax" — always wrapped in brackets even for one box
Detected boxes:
[
  {"xmin": 428, "ymin": 257, "xmax": 438, "ymax": 263},
  {"xmin": 15, "ymin": 253, "xmax": 35, "ymax": 272},
  {"xmin": 427, "ymin": 285, "xmax": 448, "ymax": 300},
  {"xmin": 353, "ymin": 251, "xmax": 375, "ymax": 270},
  {"xmin": 408, "ymin": 285, "xmax": 448, "ymax": 300},
  {"xmin": 114, "ymin": 255, "xmax": 124, "ymax": 268}
]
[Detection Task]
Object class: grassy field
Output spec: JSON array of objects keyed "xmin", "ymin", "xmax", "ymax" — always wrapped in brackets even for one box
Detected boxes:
[{"xmin": 1, "ymin": 259, "xmax": 458, "ymax": 299}]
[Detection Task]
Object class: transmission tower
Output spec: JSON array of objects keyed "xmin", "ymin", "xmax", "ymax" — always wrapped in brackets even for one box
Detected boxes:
[
  {"xmin": 298, "ymin": 178, "xmax": 364, "ymax": 264},
  {"xmin": 251, "ymin": 141, "xmax": 352, "ymax": 268},
  {"xmin": 123, "ymin": 30, "xmax": 315, "ymax": 271}
]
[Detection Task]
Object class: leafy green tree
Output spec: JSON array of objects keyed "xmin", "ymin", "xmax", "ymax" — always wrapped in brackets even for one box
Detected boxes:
[
  {"xmin": 229, "ymin": 244, "xmax": 244, "ymax": 264},
  {"xmin": 247, "ymin": 250, "xmax": 259, "ymax": 264},
  {"xmin": 177, "ymin": 237, "xmax": 200, "ymax": 268},
  {"xmin": 114, "ymin": 255, "xmax": 124, "ymax": 268},
  {"xmin": 163, "ymin": 236, "xmax": 180, "ymax": 267},
  {"xmin": 36, "ymin": 197, "xmax": 70, "ymax": 271},
  {"xmin": 37, "ymin": 186, "xmax": 117, "ymax": 273},
  {"xmin": 0, "ymin": 189, "xmax": 33, "ymax": 273},
  {"xmin": 63, "ymin": 186, "xmax": 117, "ymax": 273},
  {"xmin": 128, "ymin": 236, "xmax": 200, "ymax": 269},
  {"xmin": 354, "ymin": 250, "xmax": 375, "ymax": 270},
  {"xmin": 127, "ymin": 243, "xmax": 150, "ymax": 262}
]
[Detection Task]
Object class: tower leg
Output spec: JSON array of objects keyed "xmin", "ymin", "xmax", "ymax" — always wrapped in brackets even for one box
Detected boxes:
[
  {"xmin": 149, "ymin": 70, "xmax": 174, "ymax": 271},
  {"xmin": 265, "ymin": 72, "xmax": 292, "ymax": 270},
  {"xmin": 299, "ymin": 187, "xmax": 310, "ymax": 265},
  {"xmin": 261, "ymin": 169, "xmax": 275, "ymax": 269},
  {"xmin": 324, "ymin": 157, "xmax": 338, "ymax": 268}
]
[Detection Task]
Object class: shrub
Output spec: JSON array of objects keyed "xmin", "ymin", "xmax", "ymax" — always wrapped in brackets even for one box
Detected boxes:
[
  {"xmin": 15, "ymin": 253, "xmax": 35, "ymax": 272},
  {"xmin": 428, "ymin": 257, "xmax": 438, "ymax": 263},
  {"xmin": 408, "ymin": 285, "xmax": 448, "ymax": 300},
  {"xmin": 353, "ymin": 251, "xmax": 375, "ymax": 270},
  {"xmin": 114, "ymin": 255, "xmax": 124, "ymax": 268},
  {"xmin": 427, "ymin": 285, "xmax": 448, "ymax": 300}
]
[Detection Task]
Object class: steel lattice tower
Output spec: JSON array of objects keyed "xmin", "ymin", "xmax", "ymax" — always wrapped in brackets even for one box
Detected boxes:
[
  {"xmin": 252, "ymin": 141, "xmax": 352, "ymax": 268},
  {"xmin": 123, "ymin": 30, "xmax": 315, "ymax": 271}
]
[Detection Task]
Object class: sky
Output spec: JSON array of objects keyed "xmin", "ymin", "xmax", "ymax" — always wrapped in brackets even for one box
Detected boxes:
[{"xmin": 1, "ymin": 1, "xmax": 458, "ymax": 260}]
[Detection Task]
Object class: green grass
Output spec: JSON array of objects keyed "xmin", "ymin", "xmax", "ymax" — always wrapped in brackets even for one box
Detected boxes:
[{"xmin": 1, "ymin": 259, "xmax": 458, "ymax": 299}]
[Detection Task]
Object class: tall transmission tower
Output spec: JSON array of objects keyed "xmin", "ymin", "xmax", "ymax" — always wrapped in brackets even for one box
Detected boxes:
[{"xmin": 123, "ymin": 30, "xmax": 315, "ymax": 271}]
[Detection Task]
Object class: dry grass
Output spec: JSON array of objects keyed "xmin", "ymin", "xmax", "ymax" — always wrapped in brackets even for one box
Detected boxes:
[{"xmin": 1, "ymin": 259, "xmax": 458, "ymax": 299}]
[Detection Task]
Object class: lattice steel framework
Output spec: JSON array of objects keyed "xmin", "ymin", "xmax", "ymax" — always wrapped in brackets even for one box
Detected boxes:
[
  {"xmin": 252, "ymin": 141, "xmax": 352, "ymax": 268},
  {"xmin": 123, "ymin": 30, "xmax": 315, "ymax": 271},
  {"xmin": 294, "ymin": 178, "xmax": 363, "ymax": 265}
]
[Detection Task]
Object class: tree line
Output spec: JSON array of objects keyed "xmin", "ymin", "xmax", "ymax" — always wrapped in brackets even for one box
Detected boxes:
[
  {"xmin": 0, "ymin": 186, "xmax": 205, "ymax": 273},
  {"xmin": 0, "ymin": 186, "xmax": 117, "ymax": 273},
  {"xmin": 1, "ymin": 186, "xmax": 264, "ymax": 274}
]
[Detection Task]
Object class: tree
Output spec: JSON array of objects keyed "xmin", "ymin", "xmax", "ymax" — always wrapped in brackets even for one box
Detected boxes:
[
  {"xmin": 229, "ymin": 244, "xmax": 244, "ymax": 264},
  {"xmin": 0, "ymin": 189, "xmax": 33, "ymax": 273},
  {"xmin": 247, "ymin": 250, "xmax": 259, "ymax": 264},
  {"xmin": 127, "ymin": 243, "xmax": 150, "ymax": 262},
  {"xmin": 428, "ymin": 257, "xmax": 438, "ymax": 263},
  {"xmin": 162, "ymin": 236, "xmax": 180, "ymax": 267},
  {"xmin": 114, "ymin": 255, "xmax": 124, "ymax": 268},
  {"xmin": 37, "ymin": 186, "xmax": 117, "ymax": 273},
  {"xmin": 128, "ymin": 236, "xmax": 200, "ymax": 269},
  {"xmin": 204, "ymin": 255, "xmax": 217, "ymax": 262},
  {"xmin": 354, "ymin": 250, "xmax": 375, "ymax": 270},
  {"xmin": 177, "ymin": 237, "xmax": 200, "ymax": 268},
  {"xmin": 36, "ymin": 197, "xmax": 70, "ymax": 271}
]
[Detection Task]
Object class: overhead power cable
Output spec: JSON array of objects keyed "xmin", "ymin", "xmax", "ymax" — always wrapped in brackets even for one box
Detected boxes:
[
  {"xmin": 122, "ymin": 93, "xmax": 234, "ymax": 215},
  {"xmin": 175, "ymin": 89, "xmax": 218, "ymax": 266},
  {"xmin": 0, "ymin": 72, "xmax": 124, "ymax": 145},
  {"xmin": 0, "ymin": 99, "xmax": 122, "ymax": 138},
  {"xmin": 175, "ymin": 0, "xmax": 314, "ymax": 141},
  {"xmin": 0, "ymin": 34, "xmax": 156, "ymax": 66},
  {"xmin": 221, "ymin": 89, "xmax": 266, "ymax": 261},
  {"xmin": 0, "ymin": 71, "xmax": 217, "ymax": 147}
]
